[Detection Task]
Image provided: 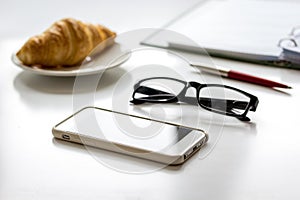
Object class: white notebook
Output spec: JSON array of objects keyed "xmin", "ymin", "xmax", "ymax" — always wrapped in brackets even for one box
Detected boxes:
[{"xmin": 142, "ymin": 0, "xmax": 300, "ymax": 69}]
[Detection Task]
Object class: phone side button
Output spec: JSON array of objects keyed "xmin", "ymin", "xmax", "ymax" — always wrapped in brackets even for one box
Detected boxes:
[
  {"xmin": 184, "ymin": 148, "xmax": 193, "ymax": 160},
  {"xmin": 62, "ymin": 134, "xmax": 70, "ymax": 140}
]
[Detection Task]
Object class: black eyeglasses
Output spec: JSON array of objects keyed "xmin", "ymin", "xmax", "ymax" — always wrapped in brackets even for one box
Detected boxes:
[{"xmin": 130, "ymin": 77, "xmax": 259, "ymax": 121}]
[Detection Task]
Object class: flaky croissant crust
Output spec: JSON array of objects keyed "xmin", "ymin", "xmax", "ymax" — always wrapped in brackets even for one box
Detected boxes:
[{"xmin": 16, "ymin": 18, "xmax": 116, "ymax": 67}]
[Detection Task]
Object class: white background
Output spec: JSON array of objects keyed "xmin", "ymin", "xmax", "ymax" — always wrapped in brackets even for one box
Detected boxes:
[{"xmin": 1, "ymin": 0, "xmax": 300, "ymax": 199}]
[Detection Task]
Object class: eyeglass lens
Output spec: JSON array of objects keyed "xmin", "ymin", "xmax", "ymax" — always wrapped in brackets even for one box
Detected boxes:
[
  {"xmin": 198, "ymin": 86, "xmax": 250, "ymax": 116},
  {"xmin": 134, "ymin": 78, "xmax": 186, "ymax": 101}
]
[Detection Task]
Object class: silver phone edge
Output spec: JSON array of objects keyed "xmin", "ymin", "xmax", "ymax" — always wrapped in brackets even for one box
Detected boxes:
[{"xmin": 52, "ymin": 106, "xmax": 208, "ymax": 165}]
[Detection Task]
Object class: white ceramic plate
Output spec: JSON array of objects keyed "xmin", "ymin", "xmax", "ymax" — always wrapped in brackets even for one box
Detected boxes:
[{"xmin": 11, "ymin": 46, "xmax": 130, "ymax": 77}]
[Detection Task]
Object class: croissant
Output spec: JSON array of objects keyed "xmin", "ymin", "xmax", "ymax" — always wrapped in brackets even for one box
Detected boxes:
[{"xmin": 16, "ymin": 18, "xmax": 116, "ymax": 67}]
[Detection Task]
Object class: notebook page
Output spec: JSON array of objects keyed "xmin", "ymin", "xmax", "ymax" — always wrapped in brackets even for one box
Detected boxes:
[{"xmin": 151, "ymin": 0, "xmax": 300, "ymax": 56}]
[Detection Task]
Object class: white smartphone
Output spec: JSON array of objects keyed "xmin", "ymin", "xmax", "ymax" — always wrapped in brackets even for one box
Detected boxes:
[{"xmin": 52, "ymin": 107, "xmax": 208, "ymax": 165}]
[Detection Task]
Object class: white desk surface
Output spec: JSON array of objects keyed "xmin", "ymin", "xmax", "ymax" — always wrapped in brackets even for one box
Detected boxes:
[{"xmin": 1, "ymin": 0, "xmax": 300, "ymax": 199}]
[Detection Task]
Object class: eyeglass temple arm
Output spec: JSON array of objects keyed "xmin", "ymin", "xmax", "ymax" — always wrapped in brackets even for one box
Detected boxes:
[
  {"xmin": 198, "ymin": 97, "xmax": 251, "ymax": 110},
  {"xmin": 130, "ymin": 86, "xmax": 178, "ymax": 104},
  {"xmin": 133, "ymin": 86, "xmax": 251, "ymax": 110},
  {"xmin": 133, "ymin": 85, "xmax": 171, "ymax": 96}
]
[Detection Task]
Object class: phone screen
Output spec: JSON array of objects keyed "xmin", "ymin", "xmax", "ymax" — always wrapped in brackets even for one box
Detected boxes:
[{"xmin": 55, "ymin": 107, "xmax": 204, "ymax": 153}]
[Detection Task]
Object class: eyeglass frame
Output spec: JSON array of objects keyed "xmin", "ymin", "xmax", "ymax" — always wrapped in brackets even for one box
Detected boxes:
[{"xmin": 130, "ymin": 77, "xmax": 259, "ymax": 121}]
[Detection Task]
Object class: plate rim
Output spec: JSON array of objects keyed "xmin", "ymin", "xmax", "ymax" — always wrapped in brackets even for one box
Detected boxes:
[{"xmin": 11, "ymin": 51, "xmax": 128, "ymax": 77}]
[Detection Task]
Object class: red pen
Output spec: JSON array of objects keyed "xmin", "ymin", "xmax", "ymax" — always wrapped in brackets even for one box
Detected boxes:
[{"xmin": 190, "ymin": 63, "xmax": 292, "ymax": 89}]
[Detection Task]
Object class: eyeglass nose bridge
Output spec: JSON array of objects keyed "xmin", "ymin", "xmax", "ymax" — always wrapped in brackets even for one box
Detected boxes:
[
  {"xmin": 189, "ymin": 81, "xmax": 202, "ymax": 89},
  {"xmin": 177, "ymin": 81, "xmax": 200, "ymax": 97}
]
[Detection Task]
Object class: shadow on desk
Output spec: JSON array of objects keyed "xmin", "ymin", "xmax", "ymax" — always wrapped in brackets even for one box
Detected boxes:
[
  {"xmin": 130, "ymin": 104, "xmax": 257, "ymax": 160},
  {"xmin": 13, "ymin": 67, "xmax": 127, "ymax": 94},
  {"xmin": 52, "ymin": 138, "xmax": 187, "ymax": 174},
  {"xmin": 12, "ymin": 68, "xmax": 128, "ymax": 110}
]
